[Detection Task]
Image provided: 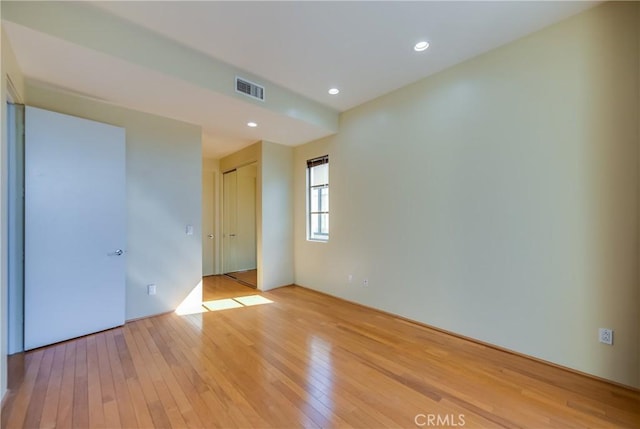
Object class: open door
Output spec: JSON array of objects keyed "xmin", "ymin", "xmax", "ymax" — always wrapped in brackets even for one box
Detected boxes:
[{"xmin": 24, "ymin": 106, "xmax": 126, "ymax": 350}]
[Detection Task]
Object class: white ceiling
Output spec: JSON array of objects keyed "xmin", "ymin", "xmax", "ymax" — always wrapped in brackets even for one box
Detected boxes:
[{"xmin": 4, "ymin": 1, "xmax": 599, "ymax": 159}]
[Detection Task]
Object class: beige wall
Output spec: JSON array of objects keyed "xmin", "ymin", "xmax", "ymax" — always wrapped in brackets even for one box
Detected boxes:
[
  {"xmin": 26, "ymin": 84, "xmax": 203, "ymax": 321},
  {"xmin": 220, "ymin": 142, "xmax": 260, "ymax": 173},
  {"xmin": 1, "ymin": 26, "xmax": 25, "ymax": 401},
  {"xmin": 294, "ymin": 2, "xmax": 640, "ymax": 388},
  {"xmin": 236, "ymin": 163, "xmax": 258, "ymax": 271},
  {"xmin": 259, "ymin": 141, "xmax": 294, "ymax": 290}
]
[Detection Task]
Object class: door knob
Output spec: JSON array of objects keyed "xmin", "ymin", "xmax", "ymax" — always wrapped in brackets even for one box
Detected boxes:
[
  {"xmin": 229, "ymin": 234, "xmax": 236, "ymax": 237},
  {"xmin": 208, "ymin": 234, "xmax": 214, "ymax": 239},
  {"xmin": 108, "ymin": 249, "xmax": 124, "ymax": 256}
]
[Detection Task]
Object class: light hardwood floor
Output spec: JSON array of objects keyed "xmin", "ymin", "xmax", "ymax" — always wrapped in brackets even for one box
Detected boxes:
[{"xmin": 2, "ymin": 275, "xmax": 639, "ymax": 428}]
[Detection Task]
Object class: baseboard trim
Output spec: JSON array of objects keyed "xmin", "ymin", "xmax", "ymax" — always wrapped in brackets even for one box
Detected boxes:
[
  {"xmin": 125, "ymin": 309, "xmax": 174, "ymax": 324},
  {"xmin": 293, "ymin": 284, "xmax": 640, "ymax": 393}
]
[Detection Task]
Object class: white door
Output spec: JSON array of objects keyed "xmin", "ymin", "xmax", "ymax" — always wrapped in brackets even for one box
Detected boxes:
[
  {"xmin": 24, "ymin": 106, "xmax": 126, "ymax": 350},
  {"xmin": 223, "ymin": 164, "xmax": 257, "ymax": 274},
  {"xmin": 223, "ymin": 170, "xmax": 238, "ymax": 273},
  {"xmin": 202, "ymin": 171, "xmax": 215, "ymax": 276},
  {"xmin": 236, "ymin": 163, "xmax": 257, "ymax": 271}
]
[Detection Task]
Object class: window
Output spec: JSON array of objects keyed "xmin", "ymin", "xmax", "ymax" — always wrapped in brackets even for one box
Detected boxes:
[{"xmin": 307, "ymin": 155, "xmax": 329, "ymax": 241}]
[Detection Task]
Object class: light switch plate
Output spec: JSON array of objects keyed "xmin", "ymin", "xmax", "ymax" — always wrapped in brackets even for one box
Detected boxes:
[{"xmin": 186, "ymin": 225, "xmax": 194, "ymax": 235}]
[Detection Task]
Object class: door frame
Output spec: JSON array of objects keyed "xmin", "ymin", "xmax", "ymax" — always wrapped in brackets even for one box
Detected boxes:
[{"xmin": 6, "ymin": 79, "xmax": 25, "ymax": 354}]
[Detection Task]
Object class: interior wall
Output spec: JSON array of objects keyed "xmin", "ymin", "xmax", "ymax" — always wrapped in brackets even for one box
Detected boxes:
[
  {"xmin": 235, "ymin": 163, "xmax": 257, "ymax": 271},
  {"xmin": 1, "ymin": 26, "xmax": 25, "ymax": 401},
  {"xmin": 293, "ymin": 2, "xmax": 640, "ymax": 388},
  {"xmin": 202, "ymin": 157, "xmax": 220, "ymax": 275},
  {"xmin": 259, "ymin": 141, "xmax": 294, "ymax": 291},
  {"xmin": 220, "ymin": 143, "xmax": 259, "ymax": 173},
  {"xmin": 26, "ymin": 84, "xmax": 203, "ymax": 321}
]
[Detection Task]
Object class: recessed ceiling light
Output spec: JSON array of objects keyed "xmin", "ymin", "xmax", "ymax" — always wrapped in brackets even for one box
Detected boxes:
[
  {"xmin": 414, "ymin": 41, "xmax": 430, "ymax": 52},
  {"xmin": 328, "ymin": 88, "xmax": 340, "ymax": 95},
  {"xmin": 247, "ymin": 122, "xmax": 258, "ymax": 128}
]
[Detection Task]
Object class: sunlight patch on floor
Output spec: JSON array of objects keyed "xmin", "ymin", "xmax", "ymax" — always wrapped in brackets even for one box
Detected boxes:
[
  {"xmin": 203, "ymin": 298, "xmax": 244, "ymax": 311},
  {"xmin": 233, "ymin": 295, "xmax": 273, "ymax": 306},
  {"xmin": 176, "ymin": 293, "xmax": 274, "ymax": 316}
]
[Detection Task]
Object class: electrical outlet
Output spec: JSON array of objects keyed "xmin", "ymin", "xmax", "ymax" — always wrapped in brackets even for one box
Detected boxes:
[
  {"xmin": 598, "ymin": 328, "xmax": 613, "ymax": 345},
  {"xmin": 363, "ymin": 279, "xmax": 368, "ymax": 287},
  {"xmin": 147, "ymin": 284, "xmax": 157, "ymax": 296}
]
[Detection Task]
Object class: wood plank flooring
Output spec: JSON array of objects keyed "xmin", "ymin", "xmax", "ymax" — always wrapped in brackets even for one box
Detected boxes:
[{"xmin": 2, "ymin": 275, "xmax": 639, "ymax": 428}]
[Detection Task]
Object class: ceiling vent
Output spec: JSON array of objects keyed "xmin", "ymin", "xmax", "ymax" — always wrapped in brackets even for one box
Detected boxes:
[{"xmin": 235, "ymin": 77, "xmax": 265, "ymax": 101}]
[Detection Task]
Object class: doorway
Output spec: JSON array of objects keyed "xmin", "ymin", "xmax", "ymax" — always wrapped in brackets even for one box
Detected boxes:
[
  {"xmin": 202, "ymin": 170, "xmax": 216, "ymax": 276},
  {"xmin": 223, "ymin": 162, "xmax": 257, "ymax": 287}
]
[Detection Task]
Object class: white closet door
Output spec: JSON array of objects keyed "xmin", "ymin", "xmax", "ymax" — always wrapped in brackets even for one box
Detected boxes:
[
  {"xmin": 223, "ymin": 170, "xmax": 238, "ymax": 273},
  {"xmin": 235, "ymin": 163, "xmax": 257, "ymax": 271},
  {"xmin": 24, "ymin": 106, "xmax": 126, "ymax": 350}
]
